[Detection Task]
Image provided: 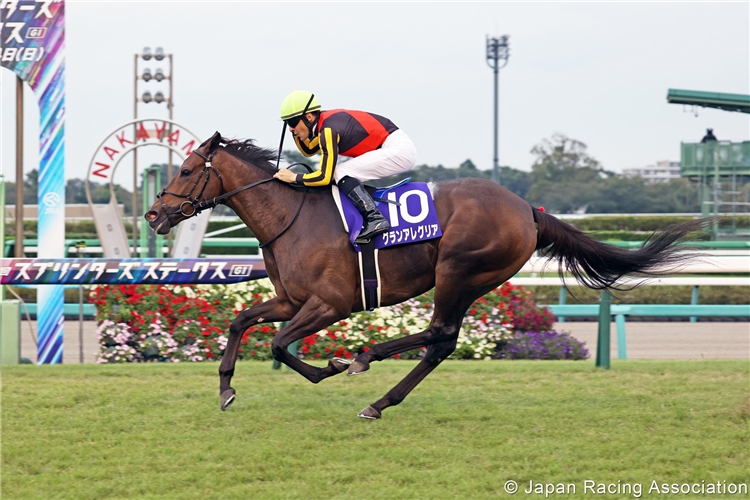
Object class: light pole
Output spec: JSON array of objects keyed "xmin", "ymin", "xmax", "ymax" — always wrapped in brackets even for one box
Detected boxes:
[
  {"xmin": 486, "ymin": 35, "xmax": 510, "ymax": 185},
  {"xmin": 134, "ymin": 46, "xmax": 173, "ymax": 256},
  {"xmin": 15, "ymin": 76, "xmax": 24, "ymax": 257}
]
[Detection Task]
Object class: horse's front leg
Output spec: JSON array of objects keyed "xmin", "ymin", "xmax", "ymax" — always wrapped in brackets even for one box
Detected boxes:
[
  {"xmin": 220, "ymin": 297, "xmax": 296, "ymax": 410},
  {"xmin": 270, "ymin": 296, "xmax": 352, "ymax": 384}
]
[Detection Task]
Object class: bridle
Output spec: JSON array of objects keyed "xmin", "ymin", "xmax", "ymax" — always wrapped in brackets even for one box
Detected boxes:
[
  {"xmin": 156, "ymin": 146, "xmax": 311, "ymax": 249},
  {"xmin": 157, "ymin": 149, "xmax": 226, "ymax": 220}
]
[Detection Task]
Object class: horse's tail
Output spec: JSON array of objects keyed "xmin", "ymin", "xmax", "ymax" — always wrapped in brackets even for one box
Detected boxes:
[{"xmin": 531, "ymin": 206, "xmax": 708, "ymax": 290}]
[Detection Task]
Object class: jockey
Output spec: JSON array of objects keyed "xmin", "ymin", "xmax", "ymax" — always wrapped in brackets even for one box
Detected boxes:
[{"xmin": 274, "ymin": 90, "xmax": 417, "ymax": 243}]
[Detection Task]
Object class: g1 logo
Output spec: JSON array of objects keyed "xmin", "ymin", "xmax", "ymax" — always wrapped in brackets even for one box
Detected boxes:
[{"xmin": 385, "ymin": 190, "xmax": 429, "ymax": 228}]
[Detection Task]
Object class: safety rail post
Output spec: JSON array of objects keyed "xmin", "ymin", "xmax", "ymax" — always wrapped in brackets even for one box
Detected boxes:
[
  {"xmin": 615, "ymin": 314, "xmax": 627, "ymax": 360},
  {"xmin": 595, "ymin": 291, "xmax": 611, "ymax": 369},
  {"xmin": 558, "ymin": 286, "xmax": 566, "ymax": 322},
  {"xmin": 690, "ymin": 285, "xmax": 700, "ymax": 323}
]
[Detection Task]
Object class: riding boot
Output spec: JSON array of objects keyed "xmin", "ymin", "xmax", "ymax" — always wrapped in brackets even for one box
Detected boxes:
[{"xmin": 338, "ymin": 176, "xmax": 390, "ymax": 244}]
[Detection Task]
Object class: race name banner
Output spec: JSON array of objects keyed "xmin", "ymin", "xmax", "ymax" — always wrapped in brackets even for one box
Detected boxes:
[
  {"xmin": 1, "ymin": 0, "xmax": 66, "ymax": 364},
  {"xmin": 0, "ymin": 258, "xmax": 268, "ymax": 285}
]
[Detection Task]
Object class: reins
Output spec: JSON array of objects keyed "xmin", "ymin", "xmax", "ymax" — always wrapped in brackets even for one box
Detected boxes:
[{"xmin": 157, "ymin": 146, "xmax": 314, "ymax": 249}]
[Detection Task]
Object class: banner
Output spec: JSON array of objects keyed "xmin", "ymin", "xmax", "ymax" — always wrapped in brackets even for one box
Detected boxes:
[
  {"xmin": 1, "ymin": 0, "xmax": 66, "ymax": 364},
  {"xmin": 1, "ymin": 258, "xmax": 268, "ymax": 285}
]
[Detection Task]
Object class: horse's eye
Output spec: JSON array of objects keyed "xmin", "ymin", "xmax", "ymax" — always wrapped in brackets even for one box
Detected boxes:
[{"xmin": 181, "ymin": 169, "xmax": 191, "ymax": 177}]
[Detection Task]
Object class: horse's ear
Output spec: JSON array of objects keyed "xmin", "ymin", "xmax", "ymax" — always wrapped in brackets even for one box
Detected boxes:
[{"xmin": 208, "ymin": 131, "xmax": 222, "ymax": 152}]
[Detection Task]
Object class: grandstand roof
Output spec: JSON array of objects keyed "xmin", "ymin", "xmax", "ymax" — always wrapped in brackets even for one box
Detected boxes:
[{"xmin": 667, "ymin": 89, "xmax": 750, "ymax": 114}]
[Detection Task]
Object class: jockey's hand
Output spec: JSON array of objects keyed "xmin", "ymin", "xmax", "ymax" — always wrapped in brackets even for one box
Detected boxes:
[{"xmin": 273, "ymin": 168, "xmax": 297, "ymax": 184}]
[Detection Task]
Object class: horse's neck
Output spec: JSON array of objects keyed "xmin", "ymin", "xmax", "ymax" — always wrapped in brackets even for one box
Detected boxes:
[{"xmin": 219, "ymin": 154, "xmax": 301, "ymax": 245}]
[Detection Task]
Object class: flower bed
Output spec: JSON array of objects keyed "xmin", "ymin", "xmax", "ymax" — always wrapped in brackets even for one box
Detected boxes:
[{"xmin": 90, "ymin": 280, "xmax": 588, "ymax": 363}]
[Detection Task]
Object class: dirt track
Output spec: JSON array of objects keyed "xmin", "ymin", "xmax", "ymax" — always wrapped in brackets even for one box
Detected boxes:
[{"xmin": 17, "ymin": 321, "xmax": 750, "ymax": 364}]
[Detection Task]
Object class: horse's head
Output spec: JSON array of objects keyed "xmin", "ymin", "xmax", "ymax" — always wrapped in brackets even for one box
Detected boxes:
[{"xmin": 145, "ymin": 131, "xmax": 225, "ymax": 234}]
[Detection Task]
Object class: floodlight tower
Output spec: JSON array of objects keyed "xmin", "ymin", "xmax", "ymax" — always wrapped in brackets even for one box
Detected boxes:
[
  {"xmin": 134, "ymin": 47, "xmax": 173, "ymax": 256},
  {"xmin": 486, "ymin": 35, "xmax": 510, "ymax": 185}
]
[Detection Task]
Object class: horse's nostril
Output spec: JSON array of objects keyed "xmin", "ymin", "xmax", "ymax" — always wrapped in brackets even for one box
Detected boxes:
[{"xmin": 145, "ymin": 211, "xmax": 158, "ymax": 221}]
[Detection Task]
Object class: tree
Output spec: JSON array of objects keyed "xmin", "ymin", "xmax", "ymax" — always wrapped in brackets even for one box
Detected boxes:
[
  {"xmin": 526, "ymin": 134, "xmax": 611, "ymax": 213},
  {"xmin": 23, "ymin": 169, "xmax": 38, "ymax": 204},
  {"xmin": 2, "ymin": 170, "xmax": 40, "ymax": 205},
  {"xmin": 498, "ymin": 167, "xmax": 533, "ymax": 199},
  {"xmin": 529, "ymin": 134, "xmax": 605, "ymax": 184}
]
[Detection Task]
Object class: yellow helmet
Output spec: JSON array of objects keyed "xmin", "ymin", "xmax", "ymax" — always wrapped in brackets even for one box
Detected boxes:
[{"xmin": 280, "ymin": 90, "xmax": 321, "ymax": 121}]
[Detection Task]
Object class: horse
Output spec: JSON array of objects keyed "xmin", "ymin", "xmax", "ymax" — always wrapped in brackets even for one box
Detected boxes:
[{"xmin": 145, "ymin": 132, "xmax": 703, "ymax": 419}]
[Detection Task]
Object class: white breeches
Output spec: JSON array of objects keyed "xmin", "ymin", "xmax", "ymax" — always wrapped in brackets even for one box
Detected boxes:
[{"xmin": 334, "ymin": 129, "xmax": 417, "ymax": 183}]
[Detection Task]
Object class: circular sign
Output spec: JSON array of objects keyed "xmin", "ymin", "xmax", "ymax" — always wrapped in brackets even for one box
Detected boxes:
[{"xmin": 85, "ymin": 118, "xmax": 202, "ymax": 206}]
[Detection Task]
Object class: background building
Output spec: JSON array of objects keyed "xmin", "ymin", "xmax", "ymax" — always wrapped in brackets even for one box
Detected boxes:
[{"xmin": 623, "ymin": 160, "xmax": 682, "ymax": 183}]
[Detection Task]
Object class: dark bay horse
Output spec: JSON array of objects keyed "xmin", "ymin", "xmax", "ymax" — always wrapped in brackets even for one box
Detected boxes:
[{"xmin": 146, "ymin": 132, "xmax": 702, "ymax": 419}]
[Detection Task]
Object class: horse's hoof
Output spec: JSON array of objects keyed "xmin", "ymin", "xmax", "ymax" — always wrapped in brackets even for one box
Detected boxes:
[
  {"xmin": 220, "ymin": 389, "xmax": 236, "ymax": 411},
  {"xmin": 357, "ymin": 405, "xmax": 381, "ymax": 420},
  {"xmin": 330, "ymin": 357, "xmax": 352, "ymax": 373},
  {"xmin": 347, "ymin": 360, "xmax": 370, "ymax": 376}
]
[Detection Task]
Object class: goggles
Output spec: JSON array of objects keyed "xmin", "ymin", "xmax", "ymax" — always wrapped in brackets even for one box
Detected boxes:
[{"xmin": 285, "ymin": 115, "xmax": 302, "ymax": 128}]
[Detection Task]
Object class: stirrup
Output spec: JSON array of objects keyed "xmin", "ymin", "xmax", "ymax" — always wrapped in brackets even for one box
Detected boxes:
[{"xmin": 355, "ymin": 221, "xmax": 389, "ymax": 245}]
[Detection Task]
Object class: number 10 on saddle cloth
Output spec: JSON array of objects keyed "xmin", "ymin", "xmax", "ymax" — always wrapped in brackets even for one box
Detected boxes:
[{"xmin": 335, "ymin": 182, "xmax": 443, "ymax": 250}]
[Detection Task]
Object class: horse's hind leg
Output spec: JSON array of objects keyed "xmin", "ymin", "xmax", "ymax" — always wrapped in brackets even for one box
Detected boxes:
[{"xmin": 358, "ymin": 337, "xmax": 458, "ymax": 419}]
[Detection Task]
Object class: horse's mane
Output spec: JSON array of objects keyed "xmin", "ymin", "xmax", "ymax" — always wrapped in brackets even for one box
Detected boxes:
[{"xmin": 219, "ymin": 138, "xmax": 279, "ymax": 173}]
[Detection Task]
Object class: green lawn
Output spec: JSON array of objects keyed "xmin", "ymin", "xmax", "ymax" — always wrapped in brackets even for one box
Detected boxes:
[{"xmin": 2, "ymin": 360, "xmax": 748, "ymax": 499}]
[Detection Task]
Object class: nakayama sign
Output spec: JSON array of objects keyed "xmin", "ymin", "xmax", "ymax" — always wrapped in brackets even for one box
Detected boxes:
[
  {"xmin": 85, "ymin": 118, "xmax": 207, "ymax": 261},
  {"xmin": 87, "ymin": 118, "xmax": 202, "ymax": 185}
]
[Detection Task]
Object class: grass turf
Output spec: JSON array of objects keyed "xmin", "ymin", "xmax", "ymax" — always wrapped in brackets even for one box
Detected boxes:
[{"xmin": 2, "ymin": 360, "xmax": 748, "ymax": 499}]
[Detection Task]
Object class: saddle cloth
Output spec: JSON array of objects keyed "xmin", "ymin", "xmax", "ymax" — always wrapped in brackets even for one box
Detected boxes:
[
  {"xmin": 332, "ymin": 180, "xmax": 443, "ymax": 251},
  {"xmin": 331, "ymin": 180, "xmax": 443, "ymax": 311}
]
